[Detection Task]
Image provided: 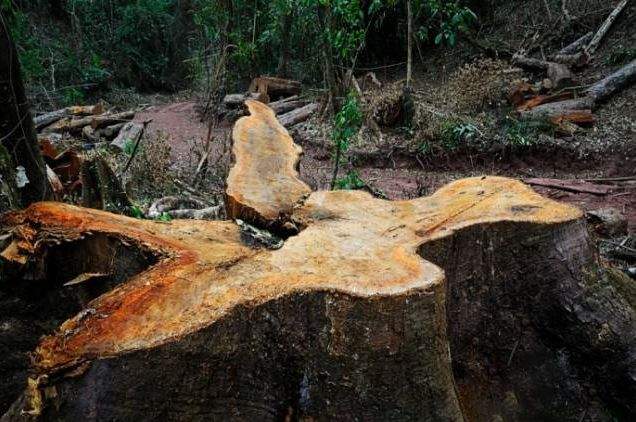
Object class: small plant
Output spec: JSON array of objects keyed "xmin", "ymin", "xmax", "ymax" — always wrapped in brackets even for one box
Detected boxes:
[
  {"xmin": 331, "ymin": 92, "xmax": 363, "ymax": 189},
  {"xmin": 123, "ymin": 138, "xmax": 137, "ymax": 156},
  {"xmin": 335, "ymin": 170, "xmax": 366, "ymax": 190},
  {"xmin": 503, "ymin": 116, "xmax": 552, "ymax": 147},
  {"xmin": 605, "ymin": 45, "xmax": 636, "ymax": 66},
  {"xmin": 130, "ymin": 205, "xmax": 145, "ymax": 219},
  {"xmin": 440, "ymin": 120, "xmax": 479, "ymax": 150},
  {"xmin": 157, "ymin": 212, "xmax": 172, "ymax": 222}
]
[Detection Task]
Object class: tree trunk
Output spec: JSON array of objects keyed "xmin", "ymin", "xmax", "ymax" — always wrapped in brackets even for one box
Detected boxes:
[
  {"xmin": 518, "ymin": 97, "xmax": 593, "ymax": 120},
  {"xmin": 317, "ymin": 4, "xmax": 338, "ymax": 112},
  {"xmin": 276, "ymin": 9, "xmax": 294, "ymax": 78},
  {"xmin": 406, "ymin": 0, "xmax": 413, "ymax": 88},
  {"xmin": 586, "ymin": 58, "xmax": 636, "ymax": 102},
  {"xmin": 0, "ymin": 13, "xmax": 52, "ymax": 206},
  {"xmin": 1, "ymin": 102, "xmax": 634, "ymax": 421}
]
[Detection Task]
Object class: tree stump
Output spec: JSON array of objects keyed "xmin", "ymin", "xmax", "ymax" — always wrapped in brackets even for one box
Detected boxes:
[{"xmin": 1, "ymin": 102, "xmax": 634, "ymax": 421}]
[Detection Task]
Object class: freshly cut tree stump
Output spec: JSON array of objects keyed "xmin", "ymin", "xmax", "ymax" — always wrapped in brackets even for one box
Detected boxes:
[{"xmin": 1, "ymin": 103, "xmax": 634, "ymax": 421}]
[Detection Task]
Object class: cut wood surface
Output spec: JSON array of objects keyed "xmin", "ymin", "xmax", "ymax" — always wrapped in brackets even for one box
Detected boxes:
[
  {"xmin": 226, "ymin": 100, "xmax": 311, "ymax": 229},
  {"xmin": 1, "ymin": 103, "xmax": 634, "ymax": 421}
]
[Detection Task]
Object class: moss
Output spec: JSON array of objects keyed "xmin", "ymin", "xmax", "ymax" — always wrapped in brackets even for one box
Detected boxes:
[{"xmin": 606, "ymin": 267, "xmax": 636, "ymax": 310}]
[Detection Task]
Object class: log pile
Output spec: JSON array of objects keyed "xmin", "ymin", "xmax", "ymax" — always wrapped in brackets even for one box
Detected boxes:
[
  {"xmin": 509, "ymin": 1, "xmax": 635, "ymax": 135},
  {"xmin": 31, "ymin": 105, "xmax": 141, "ymax": 211},
  {"xmin": 220, "ymin": 76, "xmax": 317, "ymax": 128},
  {"xmin": 1, "ymin": 102, "xmax": 634, "ymax": 421}
]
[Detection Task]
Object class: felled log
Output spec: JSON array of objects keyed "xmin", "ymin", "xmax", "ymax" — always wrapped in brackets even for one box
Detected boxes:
[
  {"xmin": 519, "ymin": 97, "xmax": 593, "ymax": 120},
  {"xmin": 268, "ymin": 95, "xmax": 311, "ymax": 115},
  {"xmin": 249, "ymin": 76, "xmax": 301, "ymax": 99},
  {"xmin": 516, "ymin": 92, "xmax": 573, "ymax": 111},
  {"xmin": 42, "ymin": 107, "xmax": 123, "ymax": 135},
  {"xmin": 110, "ymin": 122, "xmax": 144, "ymax": 152},
  {"xmin": 1, "ymin": 103, "xmax": 634, "ymax": 421},
  {"xmin": 223, "ymin": 92, "xmax": 269, "ymax": 108},
  {"xmin": 586, "ymin": 58, "xmax": 636, "ymax": 102},
  {"xmin": 33, "ymin": 105, "xmax": 103, "ymax": 130},
  {"xmin": 512, "ymin": 54, "xmax": 575, "ymax": 88},
  {"xmin": 550, "ymin": 110, "xmax": 595, "ymax": 127},
  {"xmin": 226, "ymin": 100, "xmax": 311, "ymax": 231},
  {"xmin": 277, "ymin": 102, "xmax": 319, "ymax": 127},
  {"xmin": 90, "ymin": 111, "xmax": 135, "ymax": 130}
]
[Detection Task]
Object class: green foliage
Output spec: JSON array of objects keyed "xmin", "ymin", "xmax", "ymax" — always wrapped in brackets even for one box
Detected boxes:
[
  {"xmin": 503, "ymin": 116, "xmax": 552, "ymax": 147},
  {"xmin": 440, "ymin": 119, "xmax": 478, "ymax": 150},
  {"xmin": 130, "ymin": 205, "xmax": 145, "ymax": 219},
  {"xmin": 415, "ymin": 0, "xmax": 476, "ymax": 47},
  {"xmin": 605, "ymin": 45, "xmax": 636, "ymax": 66},
  {"xmin": 333, "ymin": 92, "xmax": 363, "ymax": 149},
  {"xmin": 123, "ymin": 139, "xmax": 137, "ymax": 156},
  {"xmin": 335, "ymin": 170, "xmax": 366, "ymax": 190},
  {"xmin": 331, "ymin": 92, "xmax": 363, "ymax": 189},
  {"xmin": 157, "ymin": 212, "xmax": 172, "ymax": 222}
]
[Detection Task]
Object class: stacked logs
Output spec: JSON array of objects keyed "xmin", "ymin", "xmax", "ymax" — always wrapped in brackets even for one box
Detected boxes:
[
  {"xmin": 509, "ymin": 1, "xmax": 635, "ymax": 135},
  {"xmin": 33, "ymin": 105, "xmax": 141, "ymax": 210},
  {"xmin": 220, "ymin": 76, "xmax": 318, "ymax": 127}
]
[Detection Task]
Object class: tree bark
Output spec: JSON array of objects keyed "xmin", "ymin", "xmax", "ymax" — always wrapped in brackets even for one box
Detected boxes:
[
  {"xmin": 0, "ymin": 13, "xmax": 52, "ymax": 206},
  {"xmin": 586, "ymin": 58, "xmax": 636, "ymax": 103},
  {"xmin": 276, "ymin": 9, "xmax": 294, "ymax": 78},
  {"xmin": 519, "ymin": 97, "xmax": 594, "ymax": 120},
  {"xmin": 277, "ymin": 102, "xmax": 318, "ymax": 127},
  {"xmin": 558, "ymin": 31, "xmax": 593, "ymax": 55},
  {"xmin": 406, "ymin": 0, "xmax": 413, "ymax": 88},
  {"xmin": 317, "ymin": 4, "xmax": 338, "ymax": 112}
]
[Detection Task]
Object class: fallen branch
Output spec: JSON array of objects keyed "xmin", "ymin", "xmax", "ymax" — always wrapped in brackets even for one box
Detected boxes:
[
  {"xmin": 524, "ymin": 178, "xmax": 616, "ymax": 195},
  {"xmin": 558, "ymin": 32, "xmax": 593, "ymax": 55},
  {"xmin": 147, "ymin": 196, "xmax": 223, "ymax": 220},
  {"xmin": 586, "ymin": 0, "xmax": 629, "ymax": 56}
]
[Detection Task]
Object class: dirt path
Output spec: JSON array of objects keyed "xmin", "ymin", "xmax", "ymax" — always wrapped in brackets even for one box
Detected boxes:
[{"xmin": 134, "ymin": 101, "xmax": 209, "ymax": 163}]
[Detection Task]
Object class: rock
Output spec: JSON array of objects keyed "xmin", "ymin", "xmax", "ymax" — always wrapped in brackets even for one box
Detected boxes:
[{"xmin": 586, "ymin": 208, "xmax": 628, "ymax": 237}]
